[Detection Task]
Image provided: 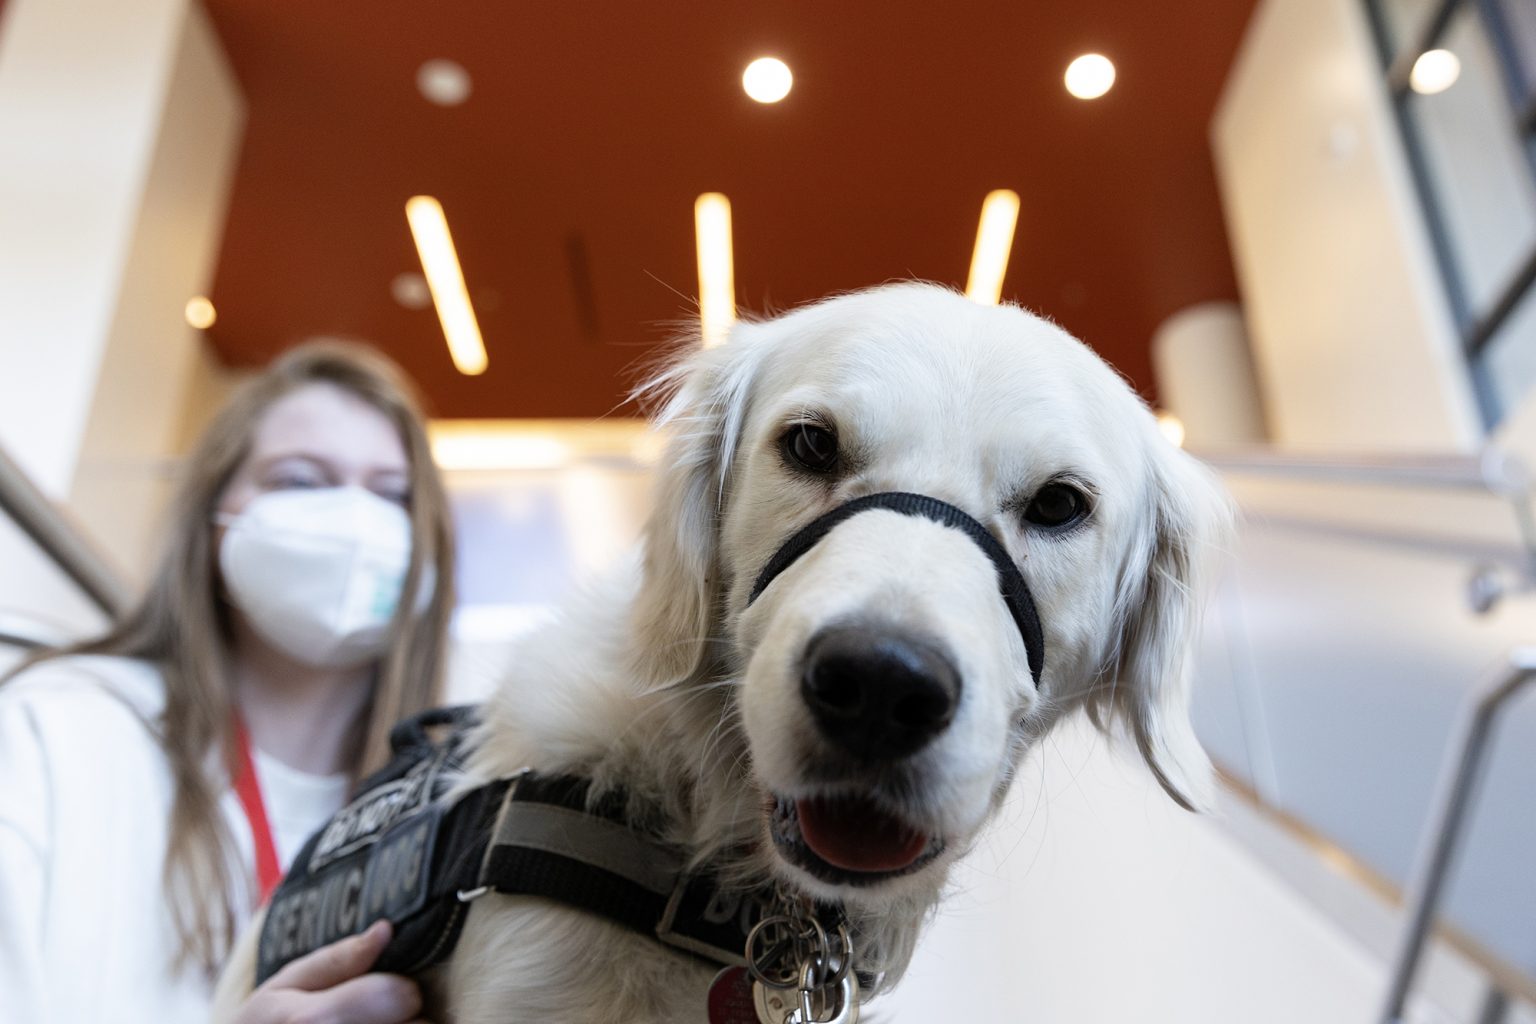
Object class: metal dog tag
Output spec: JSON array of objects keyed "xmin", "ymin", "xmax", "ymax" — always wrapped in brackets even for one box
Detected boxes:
[
  {"xmin": 751, "ymin": 972, "xmax": 859, "ymax": 1024},
  {"xmin": 707, "ymin": 967, "xmax": 761, "ymax": 1024},
  {"xmin": 751, "ymin": 980, "xmax": 797, "ymax": 1024}
]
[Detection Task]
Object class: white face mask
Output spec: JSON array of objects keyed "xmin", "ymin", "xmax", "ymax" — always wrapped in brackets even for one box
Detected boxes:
[{"xmin": 218, "ymin": 487, "xmax": 426, "ymax": 669}]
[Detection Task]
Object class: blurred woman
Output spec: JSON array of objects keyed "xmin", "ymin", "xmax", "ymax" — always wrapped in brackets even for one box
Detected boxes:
[{"xmin": 0, "ymin": 343, "xmax": 455, "ymax": 1023}]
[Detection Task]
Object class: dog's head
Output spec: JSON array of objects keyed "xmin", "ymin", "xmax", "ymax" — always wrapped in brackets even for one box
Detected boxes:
[{"xmin": 634, "ymin": 282, "xmax": 1228, "ymax": 909}]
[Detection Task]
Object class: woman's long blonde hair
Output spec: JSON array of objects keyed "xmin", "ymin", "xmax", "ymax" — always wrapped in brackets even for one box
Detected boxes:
[{"xmin": 5, "ymin": 342, "xmax": 455, "ymax": 972}]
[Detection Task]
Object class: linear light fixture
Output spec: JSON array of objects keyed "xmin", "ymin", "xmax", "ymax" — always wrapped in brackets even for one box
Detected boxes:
[
  {"xmin": 694, "ymin": 192, "xmax": 736, "ymax": 347},
  {"xmin": 431, "ymin": 432, "xmax": 570, "ymax": 471},
  {"xmin": 405, "ymin": 195, "xmax": 488, "ymax": 375},
  {"xmin": 965, "ymin": 189, "xmax": 1020, "ymax": 305}
]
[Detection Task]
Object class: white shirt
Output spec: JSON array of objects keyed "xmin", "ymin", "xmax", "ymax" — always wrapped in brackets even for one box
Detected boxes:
[{"xmin": 0, "ymin": 655, "xmax": 350, "ymax": 1024}]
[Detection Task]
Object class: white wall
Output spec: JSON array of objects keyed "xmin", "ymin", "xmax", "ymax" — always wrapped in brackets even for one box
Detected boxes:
[
  {"xmin": 67, "ymin": 3, "xmax": 246, "ymax": 582},
  {"xmin": 1212, "ymin": 0, "xmax": 1483, "ymax": 452},
  {"xmin": 0, "ymin": 0, "xmax": 186, "ymax": 495},
  {"xmin": 0, "ymin": 0, "xmax": 245, "ymax": 633}
]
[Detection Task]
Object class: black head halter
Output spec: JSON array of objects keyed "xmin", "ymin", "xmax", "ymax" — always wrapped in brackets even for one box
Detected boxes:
[{"xmin": 746, "ymin": 492, "xmax": 1045, "ymax": 683}]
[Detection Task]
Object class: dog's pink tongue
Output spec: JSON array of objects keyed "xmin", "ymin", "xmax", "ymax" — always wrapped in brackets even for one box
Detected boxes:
[{"xmin": 796, "ymin": 796, "xmax": 928, "ymax": 872}]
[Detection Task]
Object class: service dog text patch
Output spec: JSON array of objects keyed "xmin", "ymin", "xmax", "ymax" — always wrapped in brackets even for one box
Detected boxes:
[
  {"xmin": 255, "ymin": 708, "xmax": 472, "ymax": 983},
  {"xmin": 258, "ymin": 800, "xmax": 446, "ymax": 978}
]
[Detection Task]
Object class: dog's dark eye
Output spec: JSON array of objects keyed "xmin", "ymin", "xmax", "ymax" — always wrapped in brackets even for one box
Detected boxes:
[
  {"xmin": 780, "ymin": 423, "xmax": 839, "ymax": 474},
  {"xmin": 1023, "ymin": 482, "xmax": 1088, "ymax": 529}
]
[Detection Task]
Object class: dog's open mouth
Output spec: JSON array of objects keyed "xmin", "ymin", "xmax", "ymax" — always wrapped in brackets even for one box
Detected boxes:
[{"xmin": 770, "ymin": 794, "xmax": 944, "ymax": 885}]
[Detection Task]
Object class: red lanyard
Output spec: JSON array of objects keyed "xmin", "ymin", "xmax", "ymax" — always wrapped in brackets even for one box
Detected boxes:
[{"xmin": 231, "ymin": 715, "xmax": 283, "ymax": 906}]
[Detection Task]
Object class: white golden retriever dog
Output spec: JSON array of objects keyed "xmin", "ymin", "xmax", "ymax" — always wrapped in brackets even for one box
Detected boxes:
[{"xmin": 219, "ymin": 281, "xmax": 1228, "ymax": 1022}]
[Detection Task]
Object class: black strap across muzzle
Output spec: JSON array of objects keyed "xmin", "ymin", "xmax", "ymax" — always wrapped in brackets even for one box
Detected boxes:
[{"xmin": 746, "ymin": 491, "xmax": 1045, "ymax": 684}]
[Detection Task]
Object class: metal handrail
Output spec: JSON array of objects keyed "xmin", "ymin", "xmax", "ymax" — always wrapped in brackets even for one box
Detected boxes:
[
  {"xmin": 0, "ymin": 609, "xmax": 70, "ymax": 651},
  {"xmin": 1201, "ymin": 446, "xmax": 1536, "ymax": 582},
  {"xmin": 1195, "ymin": 447, "xmax": 1530, "ymax": 498},
  {"xmin": 1202, "ymin": 446, "xmax": 1536, "ymax": 1016},
  {"xmin": 1377, "ymin": 649, "xmax": 1536, "ymax": 1023},
  {"xmin": 0, "ymin": 444, "xmax": 130, "ymax": 618},
  {"xmin": 0, "ymin": 628, "xmax": 44, "ymax": 651}
]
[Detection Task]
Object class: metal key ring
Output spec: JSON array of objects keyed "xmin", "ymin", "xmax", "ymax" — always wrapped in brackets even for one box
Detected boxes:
[
  {"xmin": 824, "ymin": 924, "xmax": 854, "ymax": 985},
  {"xmin": 746, "ymin": 915, "xmax": 801, "ymax": 988},
  {"xmin": 800, "ymin": 917, "xmax": 828, "ymax": 982}
]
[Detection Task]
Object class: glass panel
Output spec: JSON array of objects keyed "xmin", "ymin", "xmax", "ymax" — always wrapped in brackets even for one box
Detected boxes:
[
  {"xmin": 1495, "ymin": 0, "xmax": 1536, "ymax": 107},
  {"xmin": 1479, "ymin": 274, "xmax": 1536, "ymax": 419},
  {"xmin": 444, "ymin": 459, "xmax": 653, "ymax": 701},
  {"xmin": 1407, "ymin": 7, "xmax": 1536, "ymax": 315},
  {"xmin": 1377, "ymin": 0, "xmax": 1449, "ymax": 58}
]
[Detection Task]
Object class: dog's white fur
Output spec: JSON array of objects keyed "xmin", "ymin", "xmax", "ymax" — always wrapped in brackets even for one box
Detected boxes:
[{"xmin": 216, "ymin": 282, "xmax": 1229, "ymax": 1022}]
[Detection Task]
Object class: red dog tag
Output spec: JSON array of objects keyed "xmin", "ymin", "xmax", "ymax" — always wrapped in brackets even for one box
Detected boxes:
[{"xmin": 707, "ymin": 966, "xmax": 760, "ymax": 1024}]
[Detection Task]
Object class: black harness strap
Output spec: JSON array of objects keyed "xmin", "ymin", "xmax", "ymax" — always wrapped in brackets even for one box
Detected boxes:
[
  {"xmin": 256, "ymin": 709, "xmax": 788, "ymax": 982},
  {"xmin": 478, "ymin": 774, "xmax": 680, "ymax": 935},
  {"xmin": 477, "ymin": 774, "xmax": 779, "ymax": 966},
  {"xmin": 747, "ymin": 491, "xmax": 1046, "ymax": 683}
]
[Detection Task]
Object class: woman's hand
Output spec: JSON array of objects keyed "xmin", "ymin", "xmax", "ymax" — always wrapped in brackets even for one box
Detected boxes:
[{"xmin": 232, "ymin": 920, "xmax": 427, "ymax": 1024}]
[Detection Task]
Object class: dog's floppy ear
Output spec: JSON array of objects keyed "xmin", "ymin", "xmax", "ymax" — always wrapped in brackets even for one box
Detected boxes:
[
  {"xmin": 630, "ymin": 327, "xmax": 765, "ymax": 689},
  {"xmin": 1094, "ymin": 436, "xmax": 1231, "ymax": 811}
]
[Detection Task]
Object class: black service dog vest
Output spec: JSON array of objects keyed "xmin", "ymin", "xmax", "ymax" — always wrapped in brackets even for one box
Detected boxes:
[{"xmin": 256, "ymin": 706, "xmax": 788, "ymax": 983}]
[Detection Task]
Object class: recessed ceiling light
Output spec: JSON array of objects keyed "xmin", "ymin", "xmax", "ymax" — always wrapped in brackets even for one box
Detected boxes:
[
  {"xmin": 417, "ymin": 59, "xmax": 472, "ymax": 106},
  {"xmin": 1064, "ymin": 53, "xmax": 1115, "ymax": 100},
  {"xmin": 390, "ymin": 271, "xmax": 432, "ymax": 310},
  {"xmin": 184, "ymin": 296, "xmax": 216, "ymax": 329},
  {"xmin": 742, "ymin": 57, "xmax": 793, "ymax": 104},
  {"xmin": 1156, "ymin": 411, "xmax": 1186, "ymax": 448},
  {"xmin": 1410, "ymin": 49, "xmax": 1460, "ymax": 95}
]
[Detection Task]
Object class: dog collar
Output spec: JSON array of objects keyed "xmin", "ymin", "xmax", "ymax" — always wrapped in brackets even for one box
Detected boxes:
[
  {"xmin": 747, "ymin": 491, "xmax": 1045, "ymax": 683},
  {"xmin": 255, "ymin": 708, "xmax": 818, "ymax": 983}
]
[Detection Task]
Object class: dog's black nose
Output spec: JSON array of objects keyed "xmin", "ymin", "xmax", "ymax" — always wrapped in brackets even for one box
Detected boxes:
[{"xmin": 800, "ymin": 625, "xmax": 961, "ymax": 761}]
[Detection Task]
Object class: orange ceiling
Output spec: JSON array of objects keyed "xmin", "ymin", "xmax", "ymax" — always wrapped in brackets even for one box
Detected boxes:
[{"xmin": 201, "ymin": 0, "xmax": 1255, "ymax": 419}]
